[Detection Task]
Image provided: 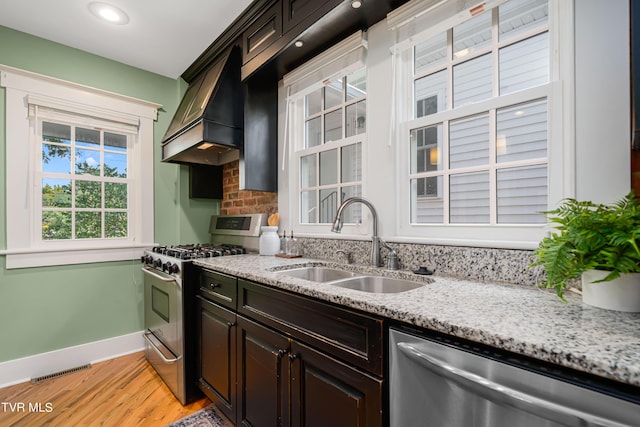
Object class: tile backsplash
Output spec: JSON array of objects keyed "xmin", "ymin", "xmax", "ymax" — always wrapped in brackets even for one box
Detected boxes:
[{"xmin": 297, "ymin": 237, "xmax": 545, "ymax": 287}]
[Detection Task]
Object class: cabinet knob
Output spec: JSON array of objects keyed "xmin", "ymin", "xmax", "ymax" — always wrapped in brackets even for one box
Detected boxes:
[
  {"xmin": 227, "ymin": 321, "xmax": 236, "ymax": 327},
  {"xmin": 209, "ymin": 283, "xmax": 221, "ymax": 289},
  {"xmin": 288, "ymin": 353, "xmax": 298, "ymax": 362},
  {"xmin": 277, "ymin": 349, "xmax": 288, "ymax": 358}
]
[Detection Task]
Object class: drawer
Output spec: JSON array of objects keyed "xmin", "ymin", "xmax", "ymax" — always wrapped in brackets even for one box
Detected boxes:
[
  {"xmin": 199, "ymin": 269, "xmax": 237, "ymax": 310},
  {"xmin": 238, "ymin": 279, "xmax": 383, "ymax": 376}
]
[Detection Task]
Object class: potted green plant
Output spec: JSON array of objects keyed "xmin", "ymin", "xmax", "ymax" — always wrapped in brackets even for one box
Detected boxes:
[{"xmin": 531, "ymin": 191, "xmax": 640, "ymax": 311}]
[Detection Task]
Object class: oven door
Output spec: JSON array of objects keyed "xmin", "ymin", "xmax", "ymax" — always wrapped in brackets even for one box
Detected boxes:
[{"xmin": 143, "ymin": 267, "xmax": 182, "ymax": 357}]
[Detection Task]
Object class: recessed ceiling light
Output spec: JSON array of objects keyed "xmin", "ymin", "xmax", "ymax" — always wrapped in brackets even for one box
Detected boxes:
[
  {"xmin": 88, "ymin": 2, "xmax": 130, "ymax": 25},
  {"xmin": 294, "ymin": 40, "xmax": 304, "ymax": 48},
  {"xmin": 351, "ymin": 0, "xmax": 363, "ymax": 8}
]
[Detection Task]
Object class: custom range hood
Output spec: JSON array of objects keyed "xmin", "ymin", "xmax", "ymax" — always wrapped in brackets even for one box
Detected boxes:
[{"xmin": 161, "ymin": 46, "xmax": 243, "ymax": 166}]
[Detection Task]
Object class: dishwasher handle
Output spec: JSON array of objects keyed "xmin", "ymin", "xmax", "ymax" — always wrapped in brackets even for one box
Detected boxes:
[{"xmin": 397, "ymin": 342, "xmax": 627, "ymax": 427}]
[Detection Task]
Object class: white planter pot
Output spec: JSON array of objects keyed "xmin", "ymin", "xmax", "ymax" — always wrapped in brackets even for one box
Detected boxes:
[{"xmin": 581, "ymin": 270, "xmax": 640, "ymax": 312}]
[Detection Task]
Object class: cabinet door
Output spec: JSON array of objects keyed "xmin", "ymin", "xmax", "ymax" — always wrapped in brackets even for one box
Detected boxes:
[
  {"xmin": 290, "ymin": 341, "xmax": 383, "ymax": 427},
  {"xmin": 282, "ymin": 0, "xmax": 342, "ymax": 33},
  {"xmin": 198, "ymin": 296, "xmax": 237, "ymax": 424},
  {"xmin": 242, "ymin": 1, "xmax": 282, "ymax": 64},
  {"xmin": 237, "ymin": 315, "xmax": 290, "ymax": 427}
]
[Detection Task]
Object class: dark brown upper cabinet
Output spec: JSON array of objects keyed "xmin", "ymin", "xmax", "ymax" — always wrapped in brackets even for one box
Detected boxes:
[
  {"xmin": 282, "ymin": 0, "xmax": 340, "ymax": 33},
  {"xmin": 242, "ymin": 1, "xmax": 282, "ymax": 64}
]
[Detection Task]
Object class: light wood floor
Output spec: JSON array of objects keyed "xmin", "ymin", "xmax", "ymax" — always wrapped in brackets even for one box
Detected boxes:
[{"xmin": 0, "ymin": 351, "xmax": 224, "ymax": 427}]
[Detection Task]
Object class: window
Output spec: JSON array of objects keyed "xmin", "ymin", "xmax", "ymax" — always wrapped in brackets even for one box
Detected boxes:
[
  {"xmin": 40, "ymin": 118, "xmax": 132, "ymax": 241},
  {"xmin": 1, "ymin": 66, "xmax": 159, "ymax": 268},
  {"xmin": 284, "ymin": 32, "xmax": 368, "ymax": 234},
  {"xmin": 390, "ymin": 0, "xmax": 565, "ymax": 246}
]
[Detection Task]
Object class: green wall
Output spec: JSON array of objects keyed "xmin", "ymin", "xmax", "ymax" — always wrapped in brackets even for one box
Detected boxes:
[{"xmin": 0, "ymin": 26, "xmax": 219, "ymax": 362}]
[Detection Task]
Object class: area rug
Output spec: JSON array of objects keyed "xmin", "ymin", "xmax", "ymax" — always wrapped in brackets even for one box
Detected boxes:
[{"xmin": 165, "ymin": 404, "xmax": 226, "ymax": 427}]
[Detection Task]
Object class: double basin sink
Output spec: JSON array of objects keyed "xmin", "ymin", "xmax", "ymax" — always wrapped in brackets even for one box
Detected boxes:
[{"xmin": 276, "ymin": 266, "xmax": 428, "ymax": 294}]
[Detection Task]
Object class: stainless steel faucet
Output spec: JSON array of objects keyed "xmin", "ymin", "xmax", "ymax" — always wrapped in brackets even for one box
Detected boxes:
[{"xmin": 331, "ymin": 197, "xmax": 382, "ymax": 267}]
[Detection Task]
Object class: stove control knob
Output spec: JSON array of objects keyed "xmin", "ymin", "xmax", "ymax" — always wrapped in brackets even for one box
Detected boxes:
[
  {"xmin": 144, "ymin": 255, "xmax": 153, "ymax": 265},
  {"xmin": 168, "ymin": 263, "xmax": 180, "ymax": 274},
  {"xmin": 153, "ymin": 258, "xmax": 162, "ymax": 268}
]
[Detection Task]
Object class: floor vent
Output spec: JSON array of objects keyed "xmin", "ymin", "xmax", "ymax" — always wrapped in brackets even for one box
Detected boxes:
[{"xmin": 31, "ymin": 363, "xmax": 92, "ymax": 384}]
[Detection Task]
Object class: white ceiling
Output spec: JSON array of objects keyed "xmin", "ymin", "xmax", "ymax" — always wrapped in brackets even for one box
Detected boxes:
[{"xmin": 0, "ymin": 0, "xmax": 254, "ymax": 79}]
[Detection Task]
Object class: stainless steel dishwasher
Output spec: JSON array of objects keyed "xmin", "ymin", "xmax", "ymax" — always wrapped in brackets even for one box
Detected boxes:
[{"xmin": 389, "ymin": 327, "xmax": 640, "ymax": 427}]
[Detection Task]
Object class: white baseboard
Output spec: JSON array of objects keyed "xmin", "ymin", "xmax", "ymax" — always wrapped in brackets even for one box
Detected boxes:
[{"xmin": 0, "ymin": 330, "xmax": 145, "ymax": 388}]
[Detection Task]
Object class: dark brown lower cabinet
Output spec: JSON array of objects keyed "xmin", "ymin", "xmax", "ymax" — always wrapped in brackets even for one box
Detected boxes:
[
  {"xmin": 237, "ymin": 315, "xmax": 290, "ymax": 427},
  {"xmin": 198, "ymin": 295, "xmax": 237, "ymax": 424},
  {"xmin": 289, "ymin": 341, "xmax": 382, "ymax": 427},
  {"xmin": 197, "ymin": 269, "xmax": 384, "ymax": 427},
  {"xmin": 236, "ymin": 315, "xmax": 382, "ymax": 427}
]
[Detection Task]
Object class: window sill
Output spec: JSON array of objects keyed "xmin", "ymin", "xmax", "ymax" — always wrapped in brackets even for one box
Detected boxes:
[{"xmin": 0, "ymin": 244, "xmax": 155, "ymax": 269}]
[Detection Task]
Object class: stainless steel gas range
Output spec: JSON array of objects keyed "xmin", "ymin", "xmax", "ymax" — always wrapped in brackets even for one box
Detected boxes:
[{"xmin": 141, "ymin": 213, "xmax": 267, "ymax": 404}]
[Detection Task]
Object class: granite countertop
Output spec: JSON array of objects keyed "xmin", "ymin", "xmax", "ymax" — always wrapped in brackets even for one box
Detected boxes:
[{"xmin": 193, "ymin": 254, "xmax": 640, "ymax": 388}]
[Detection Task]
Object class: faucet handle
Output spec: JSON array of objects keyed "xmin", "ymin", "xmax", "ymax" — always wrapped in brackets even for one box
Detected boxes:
[{"xmin": 387, "ymin": 250, "xmax": 399, "ymax": 270}]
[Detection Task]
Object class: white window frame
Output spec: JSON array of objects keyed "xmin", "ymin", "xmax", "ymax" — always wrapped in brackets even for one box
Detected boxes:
[
  {"xmin": 283, "ymin": 32, "xmax": 370, "ymax": 237},
  {"xmin": 389, "ymin": 0, "xmax": 574, "ymax": 249},
  {"xmin": 1, "ymin": 65, "xmax": 159, "ymax": 268}
]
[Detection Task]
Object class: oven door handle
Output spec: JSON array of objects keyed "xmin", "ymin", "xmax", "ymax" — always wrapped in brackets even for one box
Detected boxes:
[
  {"xmin": 397, "ymin": 343, "xmax": 623, "ymax": 427},
  {"xmin": 141, "ymin": 267, "xmax": 177, "ymax": 283},
  {"xmin": 143, "ymin": 333, "xmax": 181, "ymax": 364}
]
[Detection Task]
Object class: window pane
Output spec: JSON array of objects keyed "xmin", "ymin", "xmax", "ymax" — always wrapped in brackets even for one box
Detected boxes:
[
  {"xmin": 76, "ymin": 180, "xmax": 101, "ymax": 208},
  {"xmin": 497, "ymin": 165, "xmax": 547, "ymax": 223},
  {"xmin": 104, "ymin": 152, "xmax": 127, "ymax": 177},
  {"xmin": 300, "ymin": 190, "xmax": 317, "ymax": 223},
  {"xmin": 105, "ymin": 132, "xmax": 127, "ymax": 151},
  {"xmin": 320, "ymin": 188, "xmax": 340, "ymax": 223},
  {"xmin": 453, "ymin": 53, "xmax": 492, "ymax": 108},
  {"xmin": 300, "ymin": 154, "xmax": 316, "ymax": 188},
  {"xmin": 324, "ymin": 110, "xmax": 342, "ymax": 143},
  {"xmin": 497, "ymin": 99, "xmax": 547, "ymax": 162},
  {"xmin": 411, "ymin": 124, "xmax": 442, "ymax": 173},
  {"xmin": 76, "ymin": 127, "xmax": 100, "ymax": 148},
  {"xmin": 319, "ymin": 149, "xmax": 338, "ymax": 186},
  {"xmin": 341, "ymin": 143, "xmax": 361, "ymax": 183},
  {"xmin": 500, "ymin": 33, "xmax": 549, "ymax": 95},
  {"xmin": 324, "ymin": 79, "xmax": 343, "ymax": 109},
  {"xmin": 450, "ymin": 172, "xmax": 490, "ymax": 223},
  {"xmin": 450, "ymin": 113, "xmax": 489, "ymax": 168},
  {"xmin": 105, "ymin": 212, "xmax": 127, "ymax": 238},
  {"xmin": 42, "ymin": 145, "xmax": 71, "ymax": 173},
  {"xmin": 415, "ymin": 70, "xmax": 447, "ymax": 118},
  {"xmin": 415, "ymin": 33, "xmax": 447, "ymax": 74},
  {"xmin": 305, "ymin": 117, "xmax": 321, "ymax": 148},
  {"xmin": 76, "ymin": 211, "xmax": 101, "ymax": 239},
  {"xmin": 346, "ymin": 68, "xmax": 366, "ymax": 100},
  {"xmin": 105, "ymin": 182, "xmax": 127, "ymax": 209},
  {"xmin": 42, "ymin": 211, "xmax": 71, "ymax": 240},
  {"xmin": 306, "ymin": 89, "xmax": 322, "ymax": 117},
  {"xmin": 411, "ymin": 176, "xmax": 443, "ymax": 223},
  {"xmin": 340, "ymin": 185, "xmax": 362, "ymax": 224},
  {"xmin": 75, "ymin": 148, "xmax": 101, "ymax": 175},
  {"xmin": 452, "ymin": 11, "xmax": 491, "ymax": 60},
  {"xmin": 499, "ymin": 0, "xmax": 549, "ymax": 41},
  {"xmin": 43, "ymin": 122, "xmax": 70, "ymax": 144},
  {"xmin": 346, "ymin": 100, "xmax": 366, "ymax": 137},
  {"xmin": 42, "ymin": 179, "xmax": 71, "ymax": 208}
]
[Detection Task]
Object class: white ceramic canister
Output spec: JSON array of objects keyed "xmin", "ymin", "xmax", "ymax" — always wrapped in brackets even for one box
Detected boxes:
[{"xmin": 259, "ymin": 226, "xmax": 280, "ymax": 255}]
